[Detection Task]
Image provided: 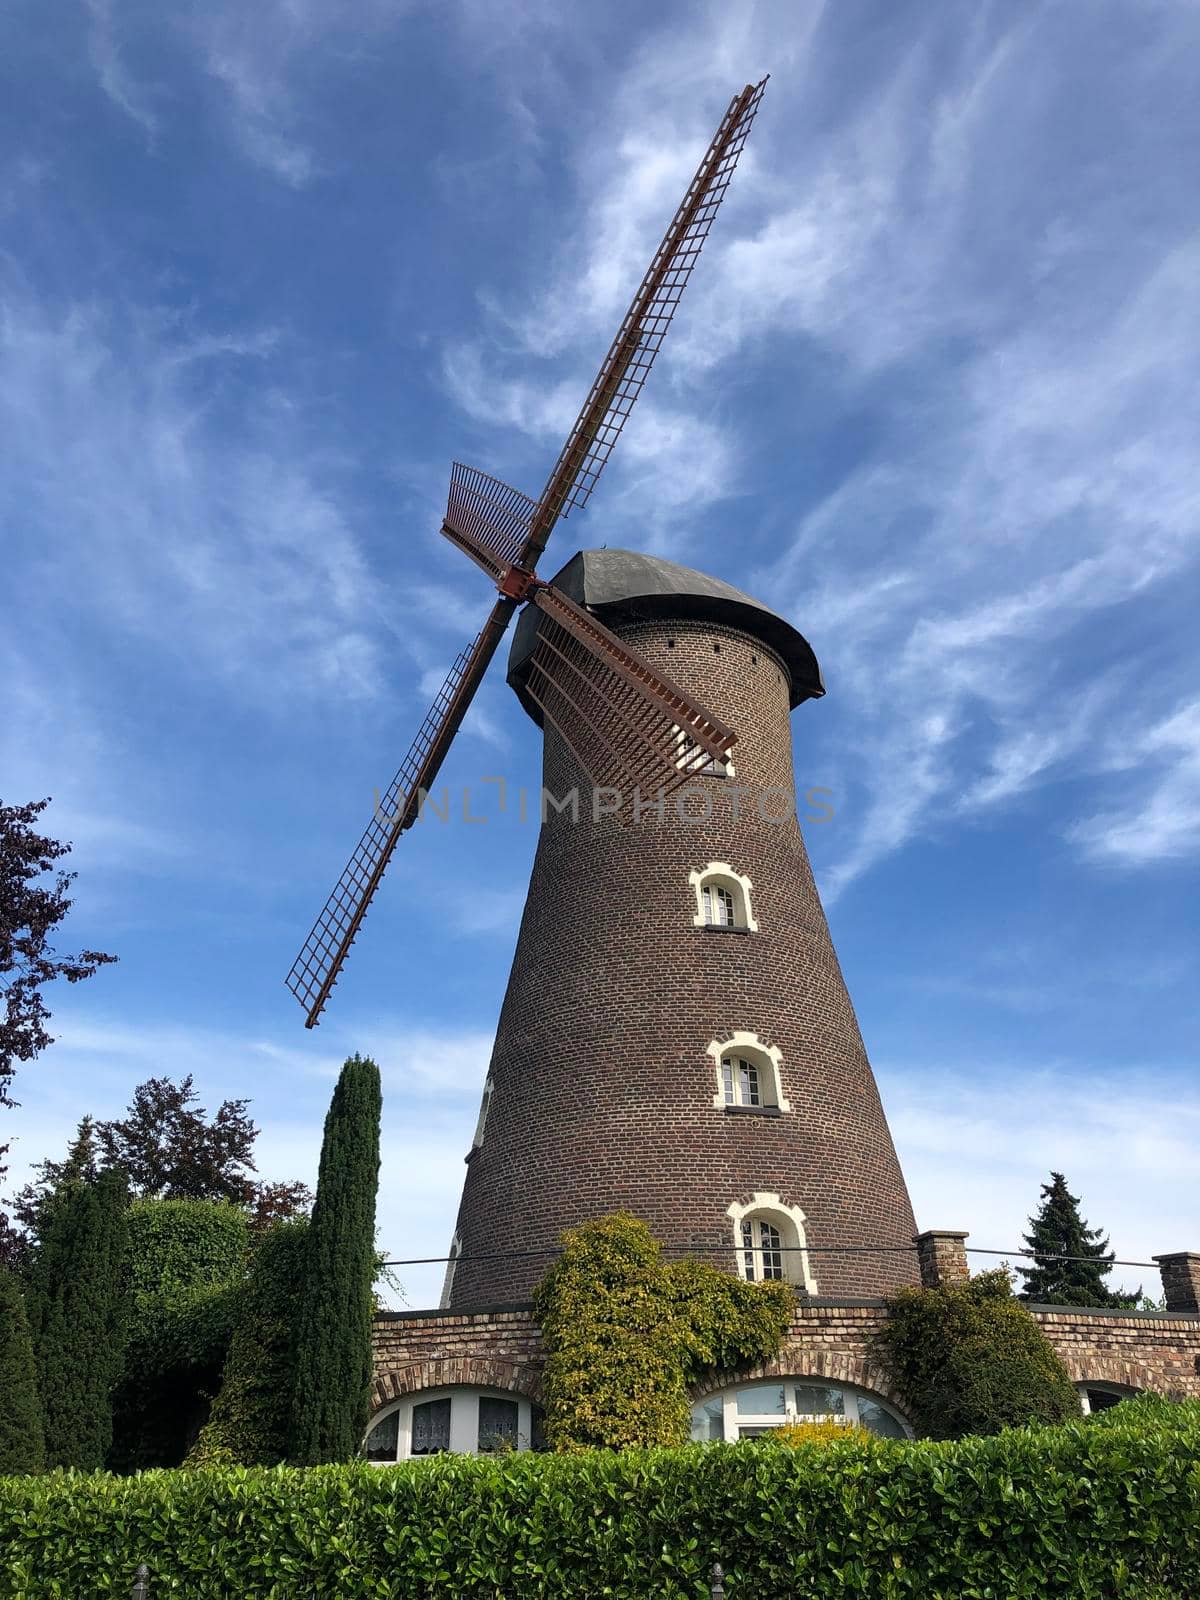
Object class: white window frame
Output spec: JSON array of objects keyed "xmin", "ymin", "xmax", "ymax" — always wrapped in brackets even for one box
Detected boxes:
[
  {"xmin": 691, "ymin": 1379, "xmax": 911, "ymax": 1441},
  {"xmin": 672, "ymin": 725, "xmax": 737, "ymax": 779},
  {"xmin": 707, "ymin": 1033, "xmax": 789, "ymax": 1112},
  {"xmin": 726, "ymin": 1192, "xmax": 816, "ymax": 1292},
  {"xmin": 689, "ymin": 863, "xmax": 757, "ymax": 931},
  {"xmin": 363, "ymin": 1386, "xmax": 542, "ymax": 1461}
]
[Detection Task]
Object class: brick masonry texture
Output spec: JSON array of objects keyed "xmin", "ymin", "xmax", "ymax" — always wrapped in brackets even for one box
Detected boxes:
[
  {"xmin": 371, "ymin": 1302, "xmax": 1200, "ymax": 1419},
  {"xmin": 447, "ymin": 610, "xmax": 921, "ymax": 1306}
]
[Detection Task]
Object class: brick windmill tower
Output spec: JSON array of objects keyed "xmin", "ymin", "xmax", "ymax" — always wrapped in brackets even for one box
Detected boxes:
[{"xmin": 287, "ymin": 80, "xmax": 919, "ymax": 1307}]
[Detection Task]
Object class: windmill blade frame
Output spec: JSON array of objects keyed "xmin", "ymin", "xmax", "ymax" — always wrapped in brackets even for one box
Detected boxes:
[
  {"xmin": 523, "ymin": 584, "xmax": 736, "ymax": 800},
  {"xmin": 519, "ymin": 77, "xmax": 768, "ymax": 570},
  {"xmin": 286, "ymin": 599, "xmax": 516, "ymax": 1028},
  {"xmin": 441, "ymin": 462, "xmax": 537, "ymax": 587}
]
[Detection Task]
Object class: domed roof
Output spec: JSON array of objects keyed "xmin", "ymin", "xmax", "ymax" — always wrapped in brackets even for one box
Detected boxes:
[{"xmin": 507, "ymin": 547, "xmax": 824, "ymax": 724}]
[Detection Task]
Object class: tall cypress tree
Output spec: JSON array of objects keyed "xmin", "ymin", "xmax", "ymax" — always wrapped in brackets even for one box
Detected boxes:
[
  {"xmin": 0, "ymin": 1264, "xmax": 44, "ymax": 1473},
  {"xmin": 26, "ymin": 1167, "xmax": 129, "ymax": 1468},
  {"xmin": 289, "ymin": 1054, "xmax": 381, "ymax": 1465},
  {"xmin": 1018, "ymin": 1172, "xmax": 1134, "ymax": 1307}
]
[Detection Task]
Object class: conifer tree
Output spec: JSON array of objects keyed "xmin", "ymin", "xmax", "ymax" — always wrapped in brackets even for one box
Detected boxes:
[
  {"xmin": 288, "ymin": 1055, "xmax": 381, "ymax": 1465},
  {"xmin": 1018, "ymin": 1171, "xmax": 1134, "ymax": 1308},
  {"xmin": 0, "ymin": 1264, "xmax": 44, "ymax": 1473},
  {"xmin": 26, "ymin": 1167, "xmax": 129, "ymax": 1468}
]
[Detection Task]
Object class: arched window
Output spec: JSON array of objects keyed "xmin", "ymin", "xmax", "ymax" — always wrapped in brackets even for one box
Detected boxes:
[
  {"xmin": 689, "ymin": 863, "xmax": 757, "ymax": 931},
  {"xmin": 726, "ymin": 1192, "xmax": 815, "ymax": 1292},
  {"xmin": 691, "ymin": 1379, "xmax": 910, "ymax": 1441},
  {"xmin": 707, "ymin": 1033, "xmax": 789, "ymax": 1113},
  {"xmin": 363, "ymin": 1387, "xmax": 545, "ymax": 1460},
  {"xmin": 1077, "ymin": 1381, "xmax": 1139, "ymax": 1415}
]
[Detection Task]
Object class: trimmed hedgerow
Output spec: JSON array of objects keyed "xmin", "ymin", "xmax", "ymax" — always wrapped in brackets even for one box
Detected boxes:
[{"xmin": 2, "ymin": 1402, "xmax": 1198, "ymax": 1599}]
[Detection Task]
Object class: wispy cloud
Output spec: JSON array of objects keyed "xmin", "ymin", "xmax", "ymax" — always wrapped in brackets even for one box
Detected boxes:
[
  {"xmin": 0, "ymin": 278, "xmax": 383, "ymax": 707},
  {"xmin": 85, "ymin": 0, "xmax": 160, "ymax": 139},
  {"xmin": 1071, "ymin": 700, "xmax": 1200, "ymax": 866}
]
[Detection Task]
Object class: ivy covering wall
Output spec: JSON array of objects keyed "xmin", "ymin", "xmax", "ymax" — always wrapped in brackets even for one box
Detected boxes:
[{"xmin": 533, "ymin": 1214, "xmax": 793, "ymax": 1449}]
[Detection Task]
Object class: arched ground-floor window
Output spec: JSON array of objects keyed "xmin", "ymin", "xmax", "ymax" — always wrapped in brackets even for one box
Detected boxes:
[
  {"xmin": 1077, "ymin": 1381, "xmax": 1139, "ymax": 1415},
  {"xmin": 364, "ymin": 1386, "xmax": 544, "ymax": 1460},
  {"xmin": 691, "ymin": 1377, "xmax": 911, "ymax": 1441}
]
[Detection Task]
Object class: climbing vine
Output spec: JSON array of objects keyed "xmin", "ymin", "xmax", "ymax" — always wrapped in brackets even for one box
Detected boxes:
[{"xmin": 533, "ymin": 1213, "xmax": 793, "ymax": 1450}]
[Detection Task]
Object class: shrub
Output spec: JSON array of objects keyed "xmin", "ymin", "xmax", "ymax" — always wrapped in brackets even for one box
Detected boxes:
[
  {"xmin": 1, "ymin": 1405, "xmax": 1198, "ymax": 1598},
  {"xmin": 190, "ymin": 1219, "xmax": 309, "ymax": 1466},
  {"xmin": 761, "ymin": 1419, "xmax": 870, "ymax": 1447},
  {"xmin": 24, "ymin": 1167, "xmax": 128, "ymax": 1469},
  {"xmin": 289, "ymin": 1055, "xmax": 382, "ymax": 1466},
  {"xmin": 874, "ymin": 1267, "xmax": 1081, "ymax": 1438},
  {"xmin": 110, "ymin": 1199, "xmax": 250, "ymax": 1471},
  {"xmin": 534, "ymin": 1214, "xmax": 793, "ymax": 1450},
  {"xmin": 0, "ymin": 1265, "xmax": 43, "ymax": 1474}
]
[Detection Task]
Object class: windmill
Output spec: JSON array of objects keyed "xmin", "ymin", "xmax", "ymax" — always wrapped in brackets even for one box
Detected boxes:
[{"xmin": 287, "ymin": 79, "xmax": 768, "ymax": 1029}]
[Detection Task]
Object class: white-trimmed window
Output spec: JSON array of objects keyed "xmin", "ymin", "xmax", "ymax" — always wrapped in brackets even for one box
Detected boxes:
[
  {"xmin": 726, "ymin": 1193, "xmax": 816, "ymax": 1292},
  {"xmin": 1077, "ymin": 1381, "xmax": 1138, "ymax": 1415},
  {"xmin": 691, "ymin": 1379, "xmax": 910, "ymax": 1441},
  {"xmin": 672, "ymin": 725, "xmax": 737, "ymax": 779},
  {"xmin": 363, "ymin": 1387, "xmax": 545, "ymax": 1460},
  {"xmin": 707, "ymin": 1033, "xmax": 789, "ymax": 1112},
  {"xmin": 689, "ymin": 864, "xmax": 757, "ymax": 931}
]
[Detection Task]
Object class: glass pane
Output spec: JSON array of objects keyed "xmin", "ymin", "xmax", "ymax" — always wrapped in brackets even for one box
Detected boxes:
[
  {"xmin": 722, "ymin": 1060, "xmax": 735, "ymax": 1104},
  {"xmin": 478, "ymin": 1396, "xmax": 519, "ymax": 1453},
  {"xmin": 793, "ymin": 1384, "xmax": 845, "ymax": 1417},
  {"xmin": 363, "ymin": 1410, "xmax": 399, "ymax": 1462},
  {"xmin": 411, "ymin": 1397, "xmax": 451, "ymax": 1455},
  {"xmin": 691, "ymin": 1396, "xmax": 725, "ymax": 1441},
  {"xmin": 740, "ymin": 1062, "xmax": 760, "ymax": 1106},
  {"xmin": 703, "ymin": 886, "xmax": 714, "ymax": 924},
  {"xmin": 856, "ymin": 1397, "xmax": 906, "ymax": 1438},
  {"xmin": 735, "ymin": 1384, "xmax": 787, "ymax": 1416},
  {"xmin": 759, "ymin": 1221, "xmax": 783, "ymax": 1280},
  {"xmin": 718, "ymin": 888, "xmax": 733, "ymax": 925},
  {"xmin": 740, "ymin": 1219, "xmax": 756, "ymax": 1280},
  {"xmin": 1085, "ymin": 1387, "xmax": 1125, "ymax": 1414}
]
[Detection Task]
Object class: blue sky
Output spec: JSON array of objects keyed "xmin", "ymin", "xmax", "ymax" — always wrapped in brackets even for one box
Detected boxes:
[{"xmin": 2, "ymin": 0, "xmax": 1197, "ymax": 1307}]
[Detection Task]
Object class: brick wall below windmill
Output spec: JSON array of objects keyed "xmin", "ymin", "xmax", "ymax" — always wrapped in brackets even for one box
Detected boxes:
[{"xmin": 370, "ymin": 1299, "xmax": 1200, "ymax": 1421}]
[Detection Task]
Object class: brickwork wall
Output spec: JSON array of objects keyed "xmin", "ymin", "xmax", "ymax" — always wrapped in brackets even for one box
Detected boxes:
[
  {"xmin": 370, "ymin": 1301, "xmax": 1200, "ymax": 1422},
  {"xmin": 449, "ymin": 614, "xmax": 919, "ymax": 1305}
]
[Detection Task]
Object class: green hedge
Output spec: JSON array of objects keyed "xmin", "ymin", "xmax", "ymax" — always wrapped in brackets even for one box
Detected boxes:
[{"xmin": 2, "ymin": 1400, "xmax": 1198, "ymax": 1598}]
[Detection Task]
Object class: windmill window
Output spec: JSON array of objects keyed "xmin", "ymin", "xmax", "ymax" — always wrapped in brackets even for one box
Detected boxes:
[
  {"xmin": 726, "ymin": 1193, "xmax": 815, "ymax": 1291},
  {"xmin": 722, "ymin": 1055, "xmax": 766, "ymax": 1108},
  {"xmin": 707, "ymin": 1033, "xmax": 788, "ymax": 1113},
  {"xmin": 478, "ymin": 1396, "xmax": 520, "ymax": 1452},
  {"xmin": 703, "ymin": 884, "xmax": 736, "ymax": 926},
  {"xmin": 689, "ymin": 864, "xmax": 757, "ymax": 931},
  {"xmin": 741, "ymin": 1217, "xmax": 784, "ymax": 1280}
]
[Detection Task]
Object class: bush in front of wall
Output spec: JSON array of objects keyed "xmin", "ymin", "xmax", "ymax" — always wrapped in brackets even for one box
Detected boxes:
[
  {"xmin": 110, "ymin": 1199, "xmax": 250, "ymax": 1471},
  {"xmin": 188, "ymin": 1218, "xmax": 309, "ymax": 1467},
  {"xmin": 2, "ymin": 1402, "xmax": 1199, "ymax": 1598},
  {"xmin": 533, "ymin": 1214, "xmax": 794, "ymax": 1450},
  {"xmin": 0, "ymin": 1264, "xmax": 43, "ymax": 1474},
  {"xmin": 873, "ymin": 1267, "xmax": 1082, "ymax": 1439}
]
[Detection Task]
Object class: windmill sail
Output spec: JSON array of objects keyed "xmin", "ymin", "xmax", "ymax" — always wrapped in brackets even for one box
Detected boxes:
[
  {"xmin": 520, "ymin": 77, "xmax": 768, "ymax": 567},
  {"xmin": 523, "ymin": 585, "xmax": 735, "ymax": 799},
  {"xmin": 287, "ymin": 600, "xmax": 516, "ymax": 1027},
  {"xmin": 441, "ymin": 462, "xmax": 537, "ymax": 585}
]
